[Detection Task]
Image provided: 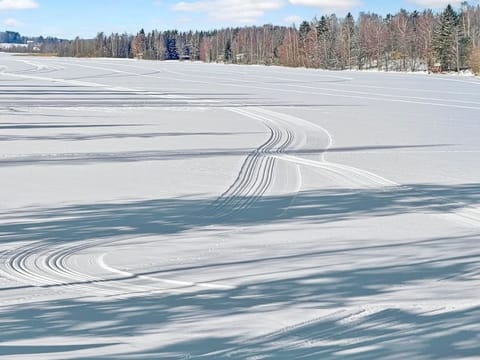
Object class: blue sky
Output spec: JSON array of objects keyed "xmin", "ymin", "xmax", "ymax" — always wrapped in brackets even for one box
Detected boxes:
[{"xmin": 0, "ymin": 0, "xmax": 473, "ymax": 39}]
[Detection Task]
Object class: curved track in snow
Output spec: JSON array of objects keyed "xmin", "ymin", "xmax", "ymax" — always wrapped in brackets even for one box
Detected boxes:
[
  {"xmin": 2, "ymin": 103, "xmax": 480, "ymax": 295},
  {"xmin": 1, "ymin": 53, "xmax": 479, "ymax": 359}
]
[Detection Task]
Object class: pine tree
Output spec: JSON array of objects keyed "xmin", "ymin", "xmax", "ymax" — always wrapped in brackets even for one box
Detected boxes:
[
  {"xmin": 165, "ymin": 37, "xmax": 179, "ymax": 60},
  {"xmin": 224, "ymin": 39, "xmax": 232, "ymax": 62},
  {"xmin": 433, "ymin": 5, "xmax": 459, "ymax": 71},
  {"xmin": 299, "ymin": 21, "xmax": 311, "ymax": 42},
  {"xmin": 317, "ymin": 16, "xmax": 330, "ymax": 68}
]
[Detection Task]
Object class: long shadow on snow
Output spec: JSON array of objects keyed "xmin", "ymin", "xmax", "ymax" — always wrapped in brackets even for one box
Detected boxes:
[
  {"xmin": 0, "ymin": 243, "xmax": 478, "ymax": 359},
  {"xmin": 0, "ymin": 131, "xmax": 261, "ymax": 142},
  {"xmin": 1, "ymin": 183, "xmax": 479, "ymax": 245},
  {"xmin": 0, "ymin": 123, "xmax": 144, "ymax": 130},
  {"xmin": 0, "ymin": 154, "xmax": 478, "ymax": 355},
  {"xmin": 1, "ymin": 101, "xmax": 360, "ymax": 108},
  {"xmin": 129, "ymin": 306, "xmax": 480, "ymax": 360},
  {"xmin": 0, "ymin": 144, "xmax": 448, "ymax": 166}
]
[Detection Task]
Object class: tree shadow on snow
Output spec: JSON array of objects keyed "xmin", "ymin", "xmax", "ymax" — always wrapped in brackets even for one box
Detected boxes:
[
  {"xmin": 0, "ymin": 252, "xmax": 478, "ymax": 358},
  {"xmin": 1, "ymin": 183, "xmax": 479, "ymax": 244},
  {"xmin": 1, "ymin": 184, "xmax": 479, "ymax": 358},
  {"xmin": 0, "ymin": 144, "xmax": 448, "ymax": 166}
]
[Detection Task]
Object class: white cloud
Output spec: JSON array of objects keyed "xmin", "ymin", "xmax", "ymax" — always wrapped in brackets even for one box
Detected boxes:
[
  {"xmin": 0, "ymin": 0, "xmax": 39, "ymax": 11},
  {"xmin": 407, "ymin": 0, "xmax": 464, "ymax": 8},
  {"xmin": 288, "ymin": 0, "xmax": 359, "ymax": 10},
  {"xmin": 172, "ymin": 0, "xmax": 285, "ymax": 23},
  {"xmin": 284, "ymin": 15, "xmax": 302, "ymax": 24},
  {"xmin": 4, "ymin": 17, "xmax": 23, "ymax": 27}
]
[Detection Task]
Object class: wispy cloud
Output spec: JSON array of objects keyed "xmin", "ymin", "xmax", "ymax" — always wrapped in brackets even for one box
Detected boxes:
[
  {"xmin": 407, "ymin": 0, "xmax": 464, "ymax": 8},
  {"xmin": 4, "ymin": 17, "xmax": 23, "ymax": 27},
  {"xmin": 172, "ymin": 0, "xmax": 285, "ymax": 23},
  {"xmin": 0, "ymin": 0, "xmax": 39, "ymax": 11},
  {"xmin": 284, "ymin": 15, "xmax": 303, "ymax": 24},
  {"xmin": 289, "ymin": 0, "xmax": 359, "ymax": 11}
]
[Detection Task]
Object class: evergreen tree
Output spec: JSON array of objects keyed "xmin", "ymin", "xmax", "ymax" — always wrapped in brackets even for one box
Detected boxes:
[
  {"xmin": 0, "ymin": 31, "xmax": 23, "ymax": 43},
  {"xmin": 299, "ymin": 21, "xmax": 311, "ymax": 42},
  {"xmin": 224, "ymin": 39, "xmax": 232, "ymax": 62},
  {"xmin": 316, "ymin": 16, "xmax": 329, "ymax": 36},
  {"xmin": 15, "ymin": 2, "xmax": 480, "ymax": 74},
  {"xmin": 433, "ymin": 5, "xmax": 459, "ymax": 71},
  {"xmin": 165, "ymin": 37, "xmax": 179, "ymax": 60}
]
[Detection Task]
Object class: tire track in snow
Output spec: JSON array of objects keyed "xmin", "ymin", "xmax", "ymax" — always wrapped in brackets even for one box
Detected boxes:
[
  {"xmin": 97, "ymin": 254, "xmax": 234, "ymax": 290},
  {"xmin": 210, "ymin": 108, "xmax": 297, "ymax": 216},
  {"xmin": 3, "ymin": 59, "xmax": 478, "ymax": 302},
  {"xmin": 254, "ymin": 107, "xmax": 398, "ymax": 189},
  {"xmin": 2, "ymin": 102, "xmax": 478, "ymax": 301},
  {"xmin": 0, "ymin": 240, "xmax": 133, "ymax": 296},
  {"xmin": 0, "ymin": 106, "xmax": 299, "ymax": 294},
  {"xmin": 15, "ymin": 59, "xmax": 65, "ymax": 74},
  {"xmin": 254, "ymin": 108, "xmax": 480, "ymax": 225},
  {"xmin": 100, "ymin": 59, "xmax": 480, "ymax": 110},
  {"xmin": 209, "ymin": 106, "xmax": 400, "ymax": 221},
  {"xmin": 1, "ymin": 238, "xmax": 235, "ymax": 296},
  {"xmin": 0, "ymin": 108, "xmax": 302, "ymax": 295}
]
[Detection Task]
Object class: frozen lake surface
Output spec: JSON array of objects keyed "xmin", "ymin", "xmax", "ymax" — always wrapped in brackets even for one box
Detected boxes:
[{"xmin": 1, "ymin": 53, "xmax": 480, "ymax": 359}]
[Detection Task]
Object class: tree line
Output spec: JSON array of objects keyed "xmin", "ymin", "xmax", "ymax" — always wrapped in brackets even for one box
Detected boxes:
[
  {"xmin": 0, "ymin": 31, "xmax": 25, "ymax": 44},
  {"xmin": 11, "ymin": 3, "xmax": 480, "ymax": 74}
]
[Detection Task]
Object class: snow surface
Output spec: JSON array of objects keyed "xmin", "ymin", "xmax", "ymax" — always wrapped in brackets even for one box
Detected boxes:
[{"xmin": 0, "ymin": 52, "xmax": 479, "ymax": 359}]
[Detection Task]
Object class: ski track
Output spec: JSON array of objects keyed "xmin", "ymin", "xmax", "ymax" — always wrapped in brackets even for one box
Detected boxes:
[
  {"xmin": 211, "ymin": 108, "xmax": 296, "ymax": 216},
  {"xmin": 6, "ymin": 57, "xmax": 479, "ymax": 110},
  {"xmin": 100, "ymin": 59, "xmax": 480, "ymax": 110},
  {"xmin": 0, "ymin": 60, "xmax": 310, "ymax": 295},
  {"xmin": 4, "ymin": 104, "xmax": 477, "ymax": 296},
  {"xmin": 0, "ymin": 106, "xmax": 301, "ymax": 294},
  {"xmin": 1, "ymin": 55, "xmax": 479, "ymax": 358},
  {"xmin": 2, "ymin": 69, "xmax": 479, "ymax": 296}
]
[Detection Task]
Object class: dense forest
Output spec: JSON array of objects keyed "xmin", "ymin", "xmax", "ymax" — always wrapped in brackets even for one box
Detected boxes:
[{"xmin": 3, "ymin": 3, "xmax": 480, "ymax": 74}]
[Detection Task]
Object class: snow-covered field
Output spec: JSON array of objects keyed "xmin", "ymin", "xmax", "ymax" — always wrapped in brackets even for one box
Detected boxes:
[{"xmin": 1, "ymin": 52, "xmax": 479, "ymax": 359}]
